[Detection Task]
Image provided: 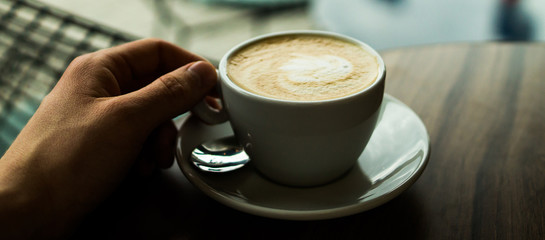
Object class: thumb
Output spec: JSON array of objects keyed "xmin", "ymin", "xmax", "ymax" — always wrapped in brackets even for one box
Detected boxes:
[{"xmin": 119, "ymin": 61, "xmax": 217, "ymax": 127}]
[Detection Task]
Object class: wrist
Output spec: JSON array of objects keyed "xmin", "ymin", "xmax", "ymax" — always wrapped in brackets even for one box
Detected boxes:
[
  {"xmin": 0, "ymin": 145, "xmax": 69, "ymax": 238},
  {"xmin": 0, "ymin": 155, "xmax": 45, "ymax": 238}
]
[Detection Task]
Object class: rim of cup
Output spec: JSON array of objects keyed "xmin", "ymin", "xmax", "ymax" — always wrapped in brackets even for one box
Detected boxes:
[{"xmin": 218, "ymin": 30, "xmax": 386, "ymax": 105}]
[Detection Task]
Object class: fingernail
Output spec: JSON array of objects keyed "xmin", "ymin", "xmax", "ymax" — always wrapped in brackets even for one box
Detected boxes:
[{"xmin": 187, "ymin": 61, "xmax": 217, "ymax": 88}]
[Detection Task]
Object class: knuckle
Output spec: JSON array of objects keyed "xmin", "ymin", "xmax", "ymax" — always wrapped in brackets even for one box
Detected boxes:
[
  {"xmin": 68, "ymin": 52, "xmax": 109, "ymax": 73},
  {"xmin": 147, "ymin": 38, "xmax": 169, "ymax": 46},
  {"xmin": 68, "ymin": 54, "xmax": 93, "ymax": 69},
  {"xmin": 147, "ymin": 38, "xmax": 174, "ymax": 50},
  {"xmin": 157, "ymin": 73, "xmax": 191, "ymax": 101}
]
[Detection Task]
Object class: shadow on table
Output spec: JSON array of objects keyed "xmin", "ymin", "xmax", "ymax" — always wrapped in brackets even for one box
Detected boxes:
[{"xmin": 72, "ymin": 168, "xmax": 425, "ymax": 240}]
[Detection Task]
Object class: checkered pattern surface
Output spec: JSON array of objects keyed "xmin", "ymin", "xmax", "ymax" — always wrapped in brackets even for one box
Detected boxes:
[{"xmin": 0, "ymin": 0, "xmax": 136, "ymax": 154}]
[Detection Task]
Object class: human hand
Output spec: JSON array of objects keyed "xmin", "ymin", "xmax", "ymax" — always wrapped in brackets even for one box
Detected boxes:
[{"xmin": 0, "ymin": 39, "xmax": 217, "ymax": 238}]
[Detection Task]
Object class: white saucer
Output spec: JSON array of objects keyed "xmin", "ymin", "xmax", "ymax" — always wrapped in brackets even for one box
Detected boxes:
[{"xmin": 176, "ymin": 94, "xmax": 430, "ymax": 220}]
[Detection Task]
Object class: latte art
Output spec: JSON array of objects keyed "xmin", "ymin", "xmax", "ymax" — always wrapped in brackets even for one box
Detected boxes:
[
  {"xmin": 227, "ymin": 34, "xmax": 379, "ymax": 101},
  {"xmin": 279, "ymin": 54, "xmax": 353, "ymax": 83}
]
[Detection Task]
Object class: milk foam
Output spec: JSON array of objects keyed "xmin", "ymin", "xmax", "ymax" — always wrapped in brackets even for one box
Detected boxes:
[
  {"xmin": 279, "ymin": 54, "xmax": 353, "ymax": 83},
  {"xmin": 227, "ymin": 35, "xmax": 379, "ymax": 101}
]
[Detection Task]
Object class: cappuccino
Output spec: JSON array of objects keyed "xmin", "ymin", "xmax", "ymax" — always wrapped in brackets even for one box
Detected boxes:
[{"xmin": 227, "ymin": 34, "xmax": 379, "ymax": 101}]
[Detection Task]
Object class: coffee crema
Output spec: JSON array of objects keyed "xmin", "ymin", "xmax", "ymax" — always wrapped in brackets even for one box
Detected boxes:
[{"xmin": 227, "ymin": 34, "xmax": 379, "ymax": 101}]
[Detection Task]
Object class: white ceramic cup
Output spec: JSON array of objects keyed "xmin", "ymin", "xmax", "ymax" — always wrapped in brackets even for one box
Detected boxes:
[{"xmin": 192, "ymin": 30, "xmax": 386, "ymax": 187}]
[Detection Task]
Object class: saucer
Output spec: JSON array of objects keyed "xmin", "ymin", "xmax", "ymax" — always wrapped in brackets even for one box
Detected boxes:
[{"xmin": 176, "ymin": 94, "xmax": 430, "ymax": 220}]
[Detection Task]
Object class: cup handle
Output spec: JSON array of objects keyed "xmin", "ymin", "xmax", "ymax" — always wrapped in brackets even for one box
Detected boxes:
[{"xmin": 191, "ymin": 70, "xmax": 229, "ymax": 124}]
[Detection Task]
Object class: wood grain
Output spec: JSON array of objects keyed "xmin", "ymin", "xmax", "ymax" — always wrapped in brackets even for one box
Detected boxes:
[
  {"xmin": 73, "ymin": 43, "xmax": 545, "ymax": 240},
  {"xmin": 383, "ymin": 42, "xmax": 545, "ymax": 239}
]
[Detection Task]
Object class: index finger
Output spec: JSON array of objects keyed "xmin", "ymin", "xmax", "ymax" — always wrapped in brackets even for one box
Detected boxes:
[{"xmin": 99, "ymin": 38, "xmax": 208, "ymax": 88}]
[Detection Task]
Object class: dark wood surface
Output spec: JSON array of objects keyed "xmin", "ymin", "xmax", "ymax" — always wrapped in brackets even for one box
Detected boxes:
[
  {"xmin": 382, "ymin": 42, "xmax": 545, "ymax": 239},
  {"xmin": 73, "ymin": 42, "xmax": 545, "ymax": 239}
]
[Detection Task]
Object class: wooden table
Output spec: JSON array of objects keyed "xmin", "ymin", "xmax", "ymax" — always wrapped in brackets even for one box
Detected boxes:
[
  {"xmin": 73, "ymin": 42, "xmax": 545, "ymax": 239},
  {"xmin": 380, "ymin": 42, "xmax": 545, "ymax": 239}
]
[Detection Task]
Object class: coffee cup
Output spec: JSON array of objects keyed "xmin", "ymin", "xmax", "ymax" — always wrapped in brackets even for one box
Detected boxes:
[{"xmin": 192, "ymin": 30, "xmax": 385, "ymax": 187}]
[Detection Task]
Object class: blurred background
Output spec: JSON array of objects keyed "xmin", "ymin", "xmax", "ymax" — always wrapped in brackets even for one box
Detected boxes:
[
  {"xmin": 1, "ymin": 0, "xmax": 545, "ymax": 154},
  {"xmin": 39, "ymin": 0, "xmax": 545, "ymax": 58}
]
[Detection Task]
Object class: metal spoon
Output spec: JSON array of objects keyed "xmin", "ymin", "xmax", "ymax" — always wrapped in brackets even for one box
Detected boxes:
[{"xmin": 191, "ymin": 136, "xmax": 250, "ymax": 172}]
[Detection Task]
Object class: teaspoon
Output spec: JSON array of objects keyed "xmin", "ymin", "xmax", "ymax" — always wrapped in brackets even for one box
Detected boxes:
[{"xmin": 191, "ymin": 136, "xmax": 249, "ymax": 172}]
